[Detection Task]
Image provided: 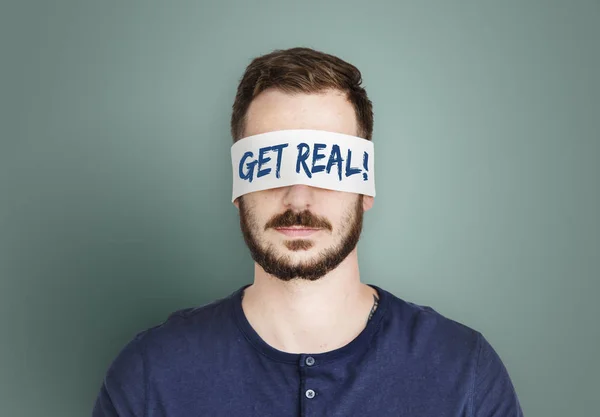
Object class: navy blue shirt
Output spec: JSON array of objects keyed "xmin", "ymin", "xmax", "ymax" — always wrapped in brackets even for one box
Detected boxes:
[{"xmin": 93, "ymin": 284, "xmax": 523, "ymax": 416}]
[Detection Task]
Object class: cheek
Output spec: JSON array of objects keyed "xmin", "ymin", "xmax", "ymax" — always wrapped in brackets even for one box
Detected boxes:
[
  {"xmin": 337, "ymin": 201, "xmax": 361, "ymax": 229},
  {"xmin": 250, "ymin": 209, "xmax": 277, "ymax": 232},
  {"xmin": 323, "ymin": 210, "xmax": 347, "ymax": 237}
]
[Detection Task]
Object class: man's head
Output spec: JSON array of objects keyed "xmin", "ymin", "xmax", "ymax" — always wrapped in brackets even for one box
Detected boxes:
[{"xmin": 230, "ymin": 47, "xmax": 374, "ymax": 282}]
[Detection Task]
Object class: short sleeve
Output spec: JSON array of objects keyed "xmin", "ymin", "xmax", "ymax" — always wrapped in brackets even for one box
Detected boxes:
[
  {"xmin": 472, "ymin": 333, "xmax": 524, "ymax": 417},
  {"xmin": 92, "ymin": 333, "xmax": 147, "ymax": 417}
]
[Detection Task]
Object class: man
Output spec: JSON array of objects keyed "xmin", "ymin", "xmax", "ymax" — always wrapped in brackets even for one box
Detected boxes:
[{"xmin": 93, "ymin": 47, "xmax": 523, "ymax": 416}]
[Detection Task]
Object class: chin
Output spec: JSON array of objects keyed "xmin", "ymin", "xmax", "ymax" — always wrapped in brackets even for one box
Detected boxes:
[
  {"xmin": 280, "ymin": 248, "xmax": 324, "ymax": 263},
  {"xmin": 279, "ymin": 246, "xmax": 316, "ymax": 258}
]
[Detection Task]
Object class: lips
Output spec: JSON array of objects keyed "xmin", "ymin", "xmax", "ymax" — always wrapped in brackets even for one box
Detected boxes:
[{"xmin": 274, "ymin": 227, "xmax": 321, "ymax": 237}]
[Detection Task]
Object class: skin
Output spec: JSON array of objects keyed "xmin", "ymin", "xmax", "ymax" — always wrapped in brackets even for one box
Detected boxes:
[{"xmin": 234, "ymin": 88, "xmax": 379, "ymax": 354}]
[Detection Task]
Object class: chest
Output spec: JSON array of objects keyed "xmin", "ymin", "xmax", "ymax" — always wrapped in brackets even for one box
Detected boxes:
[{"xmin": 145, "ymin": 356, "xmax": 472, "ymax": 417}]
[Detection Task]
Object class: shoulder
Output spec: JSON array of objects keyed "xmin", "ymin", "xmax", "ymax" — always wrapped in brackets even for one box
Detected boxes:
[
  {"xmin": 102, "ymin": 289, "xmax": 238, "ymax": 380},
  {"xmin": 382, "ymin": 287, "xmax": 481, "ymax": 342},
  {"xmin": 94, "ymin": 291, "xmax": 240, "ymax": 415},
  {"xmin": 138, "ymin": 291, "xmax": 237, "ymax": 350},
  {"xmin": 377, "ymin": 286, "xmax": 483, "ymax": 364},
  {"xmin": 377, "ymin": 287, "xmax": 523, "ymax": 415}
]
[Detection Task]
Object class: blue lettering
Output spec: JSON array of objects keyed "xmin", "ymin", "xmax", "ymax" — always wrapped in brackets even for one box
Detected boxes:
[
  {"xmin": 272, "ymin": 143, "xmax": 288, "ymax": 178},
  {"xmin": 311, "ymin": 143, "xmax": 327, "ymax": 174},
  {"xmin": 256, "ymin": 147, "xmax": 272, "ymax": 178},
  {"xmin": 345, "ymin": 149, "xmax": 361, "ymax": 177},
  {"xmin": 239, "ymin": 151, "xmax": 258, "ymax": 182},
  {"xmin": 326, "ymin": 145, "xmax": 344, "ymax": 181},
  {"xmin": 296, "ymin": 143, "xmax": 312, "ymax": 178}
]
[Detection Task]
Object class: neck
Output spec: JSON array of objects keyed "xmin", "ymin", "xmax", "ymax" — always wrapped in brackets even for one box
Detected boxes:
[{"xmin": 241, "ymin": 248, "xmax": 379, "ymax": 354}]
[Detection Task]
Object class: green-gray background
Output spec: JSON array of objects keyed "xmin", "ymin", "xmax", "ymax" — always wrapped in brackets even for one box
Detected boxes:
[{"xmin": 1, "ymin": 1, "xmax": 598, "ymax": 416}]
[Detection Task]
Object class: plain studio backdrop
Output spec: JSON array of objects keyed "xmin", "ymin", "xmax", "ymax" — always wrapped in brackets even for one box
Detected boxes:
[{"xmin": 0, "ymin": 1, "xmax": 598, "ymax": 416}]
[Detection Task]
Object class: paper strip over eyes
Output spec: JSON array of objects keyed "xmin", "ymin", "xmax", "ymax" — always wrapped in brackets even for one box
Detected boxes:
[{"xmin": 231, "ymin": 129, "xmax": 376, "ymax": 202}]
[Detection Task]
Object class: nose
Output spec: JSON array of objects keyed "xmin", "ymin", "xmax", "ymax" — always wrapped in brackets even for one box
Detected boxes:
[{"xmin": 282, "ymin": 185, "xmax": 314, "ymax": 211}]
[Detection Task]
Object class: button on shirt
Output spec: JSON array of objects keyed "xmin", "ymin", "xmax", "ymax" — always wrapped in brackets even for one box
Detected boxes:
[{"xmin": 93, "ymin": 284, "xmax": 523, "ymax": 416}]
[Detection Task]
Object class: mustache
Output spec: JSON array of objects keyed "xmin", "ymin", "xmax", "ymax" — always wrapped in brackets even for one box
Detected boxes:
[{"xmin": 264, "ymin": 209, "xmax": 333, "ymax": 231}]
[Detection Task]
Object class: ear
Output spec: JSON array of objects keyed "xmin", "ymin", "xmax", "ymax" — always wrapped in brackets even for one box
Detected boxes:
[
  {"xmin": 362, "ymin": 195, "xmax": 374, "ymax": 212},
  {"xmin": 233, "ymin": 198, "xmax": 240, "ymax": 209}
]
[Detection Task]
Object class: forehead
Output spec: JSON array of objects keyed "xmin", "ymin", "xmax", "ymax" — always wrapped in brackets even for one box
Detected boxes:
[{"xmin": 244, "ymin": 88, "xmax": 358, "ymax": 138}]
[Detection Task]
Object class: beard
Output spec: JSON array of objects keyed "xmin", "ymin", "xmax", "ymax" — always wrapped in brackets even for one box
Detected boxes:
[{"xmin": 238, "ymin": 195, "xmax": 364, "ymax": 281}]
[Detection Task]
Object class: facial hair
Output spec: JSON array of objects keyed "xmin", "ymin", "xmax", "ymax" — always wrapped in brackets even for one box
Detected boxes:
[{"xmin": 238, "ymin": 195, "xmax": 364, "ymax": 281}]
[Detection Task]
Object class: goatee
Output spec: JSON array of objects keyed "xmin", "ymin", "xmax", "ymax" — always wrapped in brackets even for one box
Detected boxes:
[{"xmin": 238, "ymin": 195, "xmax": 364, "ymax": 281}]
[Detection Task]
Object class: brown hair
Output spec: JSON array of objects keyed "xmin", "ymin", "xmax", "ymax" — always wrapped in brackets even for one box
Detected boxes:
[{"xmin": 230, "ymin": 47, "xmax": 374, "ymax": 142}]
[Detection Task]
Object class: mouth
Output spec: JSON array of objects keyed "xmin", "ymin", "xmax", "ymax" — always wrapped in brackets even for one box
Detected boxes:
[{"xmin": 274, "ymin": 227, "xmax": 322, "ymax": 237}]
